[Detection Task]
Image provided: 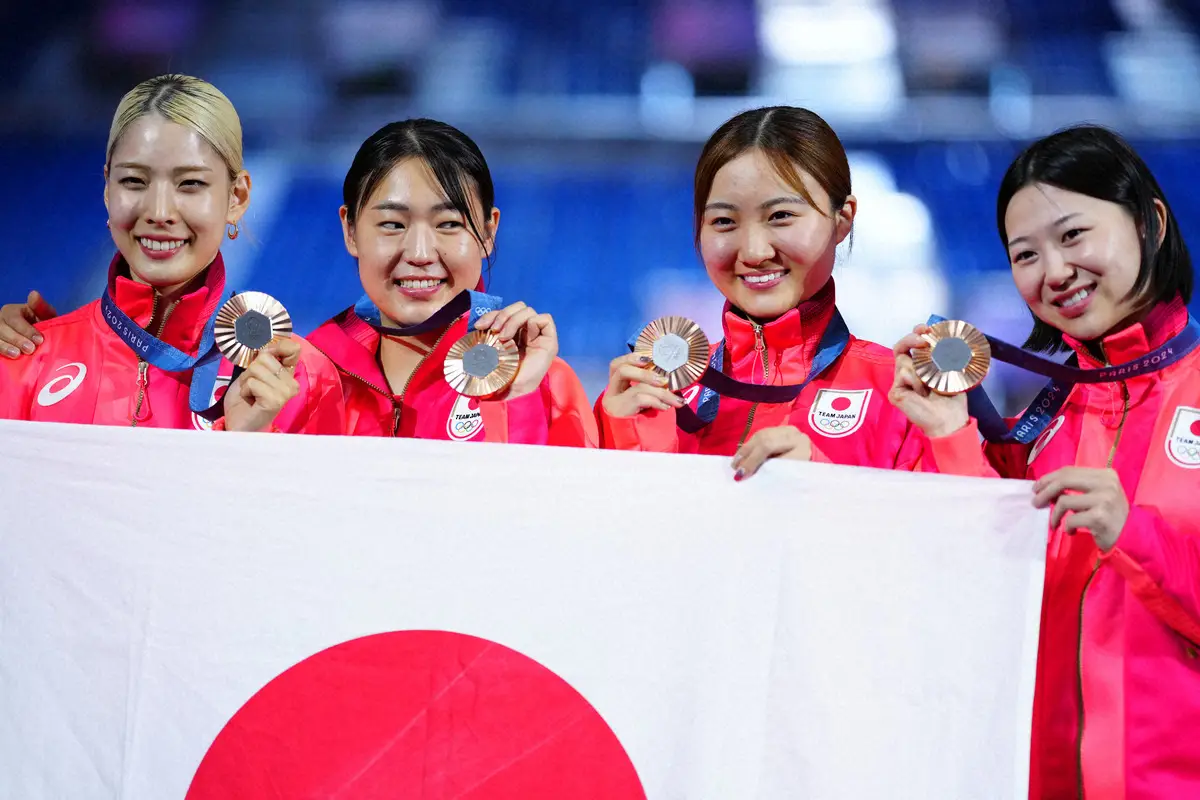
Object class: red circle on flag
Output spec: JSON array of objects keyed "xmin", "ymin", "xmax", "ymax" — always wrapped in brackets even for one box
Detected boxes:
[
  {"xmin": 186, "ymin": 630, "xmax": 645, "ymax": 799},
  {"xmin": 1190, "ymin": 419, "xmax": 1200, "ymax": 437},
  {"xmin": 831, "ymin": 396, "xmax": 852, "ymax": 411}
]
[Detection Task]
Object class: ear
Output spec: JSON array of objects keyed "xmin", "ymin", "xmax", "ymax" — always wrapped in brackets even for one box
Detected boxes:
[
  {"xmin": 339, "ymin": 206, "xmax": 359, "ymax": 258},
  {"xmin": 103, "ymin": 164, "xmax": 110, "ymax": 214},
  {"xmin": 1152, "ymin": 198, "xmax": 1168, "ymax": 249},
  {"xmin": 482, "ymin": 207, "xmax": 500, "ymax": 258},
  {"xmin": 227, "ymin": 170, "xmax": 252, "ymax": 224},
  {"xmin": 834, "ymin": 194, "xmax": 857, "ymax": 246}
]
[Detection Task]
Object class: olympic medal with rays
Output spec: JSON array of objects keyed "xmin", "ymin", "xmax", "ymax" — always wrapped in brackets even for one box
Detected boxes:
[
  {"xmin": 444, "ymin": 330, "xmax": 521, "ymax": 397},
  {"xmin": 214, "ymin": 292, "xmax": 294, "ymax": 367},
  {"xmin": 633, "ymin": 316, "xmax": 711, "ymax": 392},
  {"xmin": 912, "ymin": 320, "xmax": 992, "ymax": 395}
]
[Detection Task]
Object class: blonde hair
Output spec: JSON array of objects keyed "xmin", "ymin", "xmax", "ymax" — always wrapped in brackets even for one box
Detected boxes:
[{"xmin": 106, "ymin": 74, "xmax": 243, "ymax": 179}]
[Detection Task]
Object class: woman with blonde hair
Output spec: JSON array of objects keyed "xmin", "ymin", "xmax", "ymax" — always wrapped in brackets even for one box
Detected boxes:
[{"xmin": 0, "ymin": 74, "xmax": 343, "ymax": 432}]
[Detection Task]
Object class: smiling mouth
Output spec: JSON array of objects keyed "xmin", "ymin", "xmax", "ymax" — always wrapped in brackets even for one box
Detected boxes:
[
  {"xmin": 394, "ymin": 278, "xmax": 446, "ymax": 290},
  {"xmin": 138, "ymin": 237, "xmax": 188, "ymax": 252},
  {"xmin": 739, "ymin": 270, "xmax": 788, "ymax": 286},
  {"xmin": 1054, "ymin": 287, "xmax": 1093, "ymax": 308}
]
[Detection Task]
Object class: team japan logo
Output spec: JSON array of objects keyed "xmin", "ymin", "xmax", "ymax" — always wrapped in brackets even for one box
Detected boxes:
[
  {"xmin": 808, "ymin": 389, "xmax": 871, "ymax": 438},
  {"xmin": 192, "ymin": 375, "xmax": 233, "ymax": 431},
  {"xmin": 1165, "ymin": 406, "xmax": 1200, "ymax": 469},
  {"xmin": 447, "ymin": 393, "xmax": 485, "ymax": 441}
]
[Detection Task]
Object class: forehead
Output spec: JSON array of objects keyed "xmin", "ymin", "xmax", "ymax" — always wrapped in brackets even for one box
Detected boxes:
[
  {"xmin": 110, "ymin": 115, "xmax": 223, "ymax": 169},
  {"xmin": 709, "ymin": 149, "xmax": 819, "ymax": 201},
  {"xmin": 370, "ymin": 158, "xmax": 450, "ymax": 201},
  {"xmin": 1005, "ymin": 183, "xmax": 1122, "ymax": 229}
]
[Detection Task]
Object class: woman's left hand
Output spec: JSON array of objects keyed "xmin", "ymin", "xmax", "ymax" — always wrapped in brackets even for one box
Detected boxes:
[
  {"xmin": 731, "ymin": 426, "xmax": 813, "ymax": 481},
  {"xmin": 474, "ymin": 301, "xmax": 558, "ymax": 399},
  {"xmin": 1032, "ymin": 467, "xmax": 1130, "ymax": 551}
]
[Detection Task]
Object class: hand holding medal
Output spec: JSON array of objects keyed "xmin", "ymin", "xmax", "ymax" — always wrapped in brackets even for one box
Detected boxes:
[
  {"xmin": 213, "ymin": 292, "xmax": 301, "ymax": 432},
  {"xmin": 444, "ymin": 301, "xmax": 557, "ymax": 399},
  {"xmin": 602, "ymin": 316, "xmax": 709, "ymax": 418},
  {"xmin": 890, "ymin": 322, "xmax": 974, "ymax": 439}
]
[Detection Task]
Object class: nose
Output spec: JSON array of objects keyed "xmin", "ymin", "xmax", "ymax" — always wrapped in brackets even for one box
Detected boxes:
[
  {"xmin": 144, "ymin": 181, "xmax": 178, "ymax": 227},
  {"xmin": 406, "ymin": 223, "xmax": 436, "ymax": 266},
  {"xmin": 1043, "ymin": 248, "xmax": 1075, "ymax": 290},
  {"xmin": 740, "ymin": 223, "xmax": 775, "ymax": 267}
]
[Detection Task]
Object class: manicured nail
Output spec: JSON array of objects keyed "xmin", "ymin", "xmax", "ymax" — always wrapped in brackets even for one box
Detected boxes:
[
  {"xmin": 32, "ymin": 334, "xmax": 43, "ymax": 345},
  {"xmin": 3, "ymin": 346, "xmax": 18, "ymax": 358},
  {"xmin": 21, "ymin": 341, "xmax": 34, "ymax": 353},
  {"xmin": 638, "ymin": 355, "xmax": 651, "ymax": 363},
  {"xmin": 734, "ymin": 468, "xmax": 745, "ymax": 482}
]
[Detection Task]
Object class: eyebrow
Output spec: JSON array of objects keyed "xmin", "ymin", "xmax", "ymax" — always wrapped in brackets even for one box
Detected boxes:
[
  {"xmin": 372, "ymin": 201, "xmax": 459, "ymax": 213},
  {"xmin": 112, "ymin": 163, "xmax": 213, "ymax": 174},
  {"xmin": 1007, "ymin": 213, "xmax": 1081, "ymax": 247},
  {"xmin": 704, "ymin": 195, "xmax": 807, "ymax": 213}
]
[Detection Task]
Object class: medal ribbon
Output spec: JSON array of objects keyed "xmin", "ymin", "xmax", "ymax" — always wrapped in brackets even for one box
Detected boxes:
[
  {"xmin": 626, "ymin": 308, "xmax": 852, "ymax": 433},
  {"xmin": 926, "ymin": 314, "xmax": 1200, "ymax": 443}
]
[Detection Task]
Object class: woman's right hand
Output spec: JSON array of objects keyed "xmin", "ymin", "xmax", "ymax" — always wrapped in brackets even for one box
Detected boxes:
[
  {"xmin": 601, "ymin": 353, "xmax": 687, "ymax": 418},
  {"xmin": 888, "ymin": 324, "xmax": 970, "ymax": 439},
  {"xmin": 0, "ymin": 291, "xmax": 58, "ymax": 359}
]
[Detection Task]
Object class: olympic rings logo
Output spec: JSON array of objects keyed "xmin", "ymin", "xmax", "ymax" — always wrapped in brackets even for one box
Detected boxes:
[
  {"xmin": 452, "ymin": 418, "xmax": 481, "ymax": 434},
  {"xmin": 820, "ymin": 419, "xmax": 852, "ymax": 431},
  {"xmin": 1177, "ymin": 444, "xmax": 1200, "ymax": 461}
]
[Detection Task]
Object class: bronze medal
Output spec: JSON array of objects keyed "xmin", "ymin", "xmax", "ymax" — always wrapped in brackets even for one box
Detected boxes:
[
  {"xmin": 444, "ymin": 331, "xmax": 520, "ymax": 397},
  {"xmin": 633, "ymin": 316, "xmax": 711, "ymax": 392},
  {"xmin": 213, "ymin": 292, "xmax": 293, "ymax": 368},
  {"xmin": 912, "ymin": 319, "xmax": 992, "ymax": 395}
]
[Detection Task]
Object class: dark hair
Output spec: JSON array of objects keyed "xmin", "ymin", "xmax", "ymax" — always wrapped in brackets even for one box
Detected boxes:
[
  {"xmin": 694, "ymin": 106, "xmax": 852, "ymax": 246},
  {"xmin": 997, "ymin": 125, "xmax": 1192, "ymax": 352},
  {"xmin": 343, "ymin": 119, "xmax": 497, "ymax": 268}
]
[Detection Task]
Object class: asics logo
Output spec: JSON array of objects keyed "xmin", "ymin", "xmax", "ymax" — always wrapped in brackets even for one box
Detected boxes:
[{"xmin": 36, "ymin": 363, "xmax": 88, "ymax": 407}]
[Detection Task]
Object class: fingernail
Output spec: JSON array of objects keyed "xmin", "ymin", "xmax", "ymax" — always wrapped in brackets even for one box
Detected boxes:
[
  {"xmin": 734, "ymin": 468, "xmax": 745, "ymax": 482},
  {"xmin": 32, "ymin": 334, "xmax": 43, "ymax": 345},
  {"xmin": 21, "ymin": 342, "xmax": 34, "ymax": 354},
  {"xmin": 3, "ymin": 346, "xmax": 18, "ymax": 358},
  {"xmin": 638, "ymin": 356, "xmax": 651, "ymax": 363}
]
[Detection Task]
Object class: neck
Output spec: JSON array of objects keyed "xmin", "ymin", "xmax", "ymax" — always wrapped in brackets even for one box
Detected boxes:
[{"xmin": 1082, "ymin": 300, "xmax": 1156, "ymax": 363}]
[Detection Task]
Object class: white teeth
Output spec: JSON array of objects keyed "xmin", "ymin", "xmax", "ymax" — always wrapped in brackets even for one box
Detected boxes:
[
  {"xmin": 138, "ymin": 238, "xmax": 186, "ymax": 252},
  {"xmin": 1060, "ymin": 288, "xmax": 1091, "ymax": 308},
  {"xmin": 743, "ymin": 273, "xmax": 783, "ymax": 285},
  {"xmin": 396, "ymin": 278, "xmax": 443, "ymax": 289}
]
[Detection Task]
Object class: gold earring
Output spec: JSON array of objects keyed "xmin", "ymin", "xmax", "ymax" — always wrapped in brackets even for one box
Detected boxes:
[{"xmin": 226, "ymin": 222, "xmax": 240, "ymax": 240}]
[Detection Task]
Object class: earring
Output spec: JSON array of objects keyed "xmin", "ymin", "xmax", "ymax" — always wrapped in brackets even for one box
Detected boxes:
[
  {"xmin": 105, "ymin": 219, "xmax": 110, "ymax": 229},
  {"xmin": 226, "ymin": 222, "xmax": 240, "ymax": 240}
]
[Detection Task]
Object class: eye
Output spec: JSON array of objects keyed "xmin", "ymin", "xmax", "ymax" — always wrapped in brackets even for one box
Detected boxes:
[
  {"xmin": 118, "ymin": 176, "xmax": 145, "ymax": 187},
  {"xmin": 1062, "ymin": 228, "xmax": 1084, "ymax": 243},
  {"xmin": 438, "ymin": 219, "xmax": 464, "ymax": 230},
  {"xmin": 768, "ymin": 210, "xmax": 796, "ymax": 222},
  {"xmin": 379, "ymin": 221, "xmax": 405, "ymax": 231},
  {"xmin": 1012, "ymin": 249, "xmax": 1037, "ymax": 265},
  {"xmin": 709, "ymin": 216, "xmax": 735, "ymax": 229}
]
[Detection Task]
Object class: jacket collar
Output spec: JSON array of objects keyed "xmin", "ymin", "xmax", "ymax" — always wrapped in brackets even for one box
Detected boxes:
[{"xmin": 107, "ymin": 252, "xmax": 225, "ymax": 355}]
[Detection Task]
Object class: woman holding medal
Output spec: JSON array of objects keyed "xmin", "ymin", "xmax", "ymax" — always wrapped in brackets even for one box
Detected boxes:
[
  {"xmin": 0, "ymin": 74, "xmax": 344, "ymax": 433},
  {"xmin": 891, "ymin": 126, "xmax": 1200, "ymax": 799},
  {"xmin": 301, "ymin": 119, "xmax": 597, "ymax": 444},
  {"xmin": 597, "ymin": 106, "xmax": 925, "ymax": 476}
]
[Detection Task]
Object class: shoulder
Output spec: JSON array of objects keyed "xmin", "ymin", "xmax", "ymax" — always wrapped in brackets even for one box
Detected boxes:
[
  {"xmin": 844, "ymin": 336, "xmax": 897, "ymax": 367},
  {"xmin": 36, "ymin": 300, "xmax": 101, "ymax": 337}
]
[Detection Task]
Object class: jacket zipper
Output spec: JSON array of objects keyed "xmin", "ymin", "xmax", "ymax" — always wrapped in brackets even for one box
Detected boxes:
[
  {"xmin": 130, "ymin": 296, "xmax": 177, "ymax": 427},
  {"xmin": 1075, "ymin": 380, "xmax": 1130, "ymax": 797},
  {"xmin": 311, "ymin": 324, "xmax": 454, "ymax": 437},
  {"xmin": 737, "ymin": 322, "xmax": 769, "ymax": 447}
]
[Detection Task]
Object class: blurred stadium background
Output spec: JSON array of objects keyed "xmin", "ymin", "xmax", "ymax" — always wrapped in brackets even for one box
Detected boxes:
[{"xmin": 3, "ymin": 0, "xmax": 1199, "ymax": 410}]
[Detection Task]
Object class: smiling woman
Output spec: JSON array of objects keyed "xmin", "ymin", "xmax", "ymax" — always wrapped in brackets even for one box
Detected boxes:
[
  {"xmin": 0, "ymin": 74, "xmax": 345, "ymax": 434},
  {"xmin": 595, "ymin": 106, "xmax": 929, "ymax": 478}
]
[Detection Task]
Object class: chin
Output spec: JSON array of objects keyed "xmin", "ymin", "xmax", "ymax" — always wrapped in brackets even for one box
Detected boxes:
[{"xmin": 732, "ymin": 291, "xmax": 799, "ymax": 321}]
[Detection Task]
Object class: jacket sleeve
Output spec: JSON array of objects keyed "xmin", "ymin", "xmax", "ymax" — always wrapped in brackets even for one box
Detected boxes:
[
  {"xmin": 253, "ymin": 337, "xmax": 347, "ymax": 435},
  {"xmin": 594, "ymin": 390, "xmax": 685, "ymax": 452},
  {"xmin": 479, "ymin": 358, "xmax": 598, "ymax": 447},
  {"xmin": 0, "ymin": 352, "xmax": 35, "ymax": 420},
  {"xmin": 1103, "ymin": 505, "xmax": 1200, "ymax": 646},
  {"xmin": 921, "ymin": 418, "xmax": 1032, "ymax": 479}
]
